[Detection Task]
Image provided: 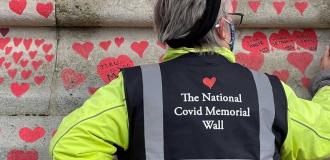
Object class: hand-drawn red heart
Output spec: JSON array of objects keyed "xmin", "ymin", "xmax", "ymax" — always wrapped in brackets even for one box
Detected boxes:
[
  {"xmin": 13, "ymin": 37, "xmax": 22, "ymax": 47},
  {"xmin": 10, "ymin": 82, "xmax": 29, "ymax": 97},
  {"xmin": 7, "ymin": 149, "xmax": 38, "ymax": 160},
  {"xmin": 45, "ymin": 55, "xmax": 54, "ymax": 62},
  {"xmin": 231, "ymin": 0, "xmax": 238, "ymax": 13},
  {"xmin": 203, "ymin": 77, "xmax": 217, "ymax": 89},
  {"xmin": 34, "ymin": 75, "xmax": 45, "ymax": 86},
  {"xmin": 35, "ymin": 39, "xmax": 44, "ymax": 47},
  {"xmin": 114, "ymin": 36, "xmax": 125, "ymax": 47},
  {"xmin": 295, "ymin": 1, "xmax": 308, "ymax": 15},
  {"xmin": 301, "ymin": 76, "xmax": 310, "ymax": 88},
  {"xmin": 23, "ymin": 38, "xmax": 32, "ymax": 51},
  {"xmin": 236, "ymin": 52, "xmax": 264, "ymax": 71},
  {"xmin": 156, "ymin": 41, "xmax": 167, "ymax": 49},
  {"xmin": 99, "ymin": 40, "xmax": 112, "ymax": 51},
  {"xmin": 0, "ymin": 77, "xmax": 4, "ymax": 85},
  {"xmin": 248, "ymin": 0, "xmax": 260, "ymax": 13},
  {"xmin": 293, "ymin": 29, "xmax": 318, "ymax": 51},
  {"xmin": 36, "ymin": 2, "xmax": 53, "ymax": 18},
  {"xmin": 8, "ymin": 69, "xmax": 17, "ymax": 79},
  {"xmin": 72, "ymin": 41, "xmax": 94, "ymax": 60},
  {"xmin": 19, "ymin": 127, "xmax": 45, "ymax": 143},
  {"xmin": 5, "ymin": 47, "xmax": 13, "ymax": 55},
  {"xmin": 13, "ymin": 51, "xmax": 23, "ymax": 64},
  {"xmin": 242, "ymin": 31, "xmax": 270, "ymax": 54},
  {"xmin": 131, "ymin": 41, "xmax": 149, "ymax": 58},
  {"xmin": 5, "ymin": 62, "xmax": 11, "ymax": 69},
  {"xmin": 42, "ymin": 43, "xmax": 52, "ymax": 54},
  {"xmin": 0, "ymin": 57, "xmax": 5, "ymax": 66},
  {"xmin": 20, "ymin": 59, "xmax": 29, "ymax": 68},
  {"xmin": 0, "ymin": 28, "xmax": 9, "ymax": 37},
  {"xmin": 287, "ymin": 52, "xmax": 313, "ymax": 74},
  {"xmin": 273, "ymin": 1, "xmax": 285, "ymax": 15},
  {"xmin": 9, "ymin": 0, "xmax": 27, "ymax": 15},
  {"xmin": 29, "ymin": 51, "xmax": 38, "ymax": 59},
  {"xmin": 269, "ymin": 29, "xmax": 295, "ymax": 51},
  {"xmin": 97, "ymin": 55, "xmax": 134, "ymax": 84},
  {"xmin": 32, "ymin": 60, "xmax": 43, "ymax": 71},
  {"xmin": 61, "ymin": 68, "xmax": 86, "ymax": 90},
  {"xmin": 88, "ymin": 87, "xmax": 99, "ymax": 95},
  {"xmin": 21, "ymin": 70, "xmax": 32, "ymax": 80},
  {"xmin": 272, "ymin": 70, "xmax": 289, "ymax": 82},
  {"xmin": 0, "ymin": 37, "xmax": 10, "ymax": 50}
]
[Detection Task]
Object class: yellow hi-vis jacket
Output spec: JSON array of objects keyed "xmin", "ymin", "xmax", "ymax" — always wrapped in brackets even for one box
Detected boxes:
[{"xmin": 49, "ymin": 47, "xmax": 330, "ymax": 160}]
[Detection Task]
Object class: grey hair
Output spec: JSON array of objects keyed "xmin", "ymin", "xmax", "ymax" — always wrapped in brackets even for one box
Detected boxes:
[{"xmin": 154, "ymin": 0, "xmax": 229, "ymax": 48}]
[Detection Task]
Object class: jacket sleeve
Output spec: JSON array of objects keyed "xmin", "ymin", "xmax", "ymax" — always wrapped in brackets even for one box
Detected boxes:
[
  {"xmin": 281, "ymin": 83, "xmax": 330, "ymax": 160},
  {"xmin": 49, "ymin": 72, "xmax": 129, "ymax": 160}
]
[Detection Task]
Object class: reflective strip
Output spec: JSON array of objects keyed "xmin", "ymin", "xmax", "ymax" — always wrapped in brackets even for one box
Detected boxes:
[
  {"xmin": 141, "ymin": 64, "xmax": 164, "ymax": 160},
  {"xmin": 251, "ymin": 71, "xmax": 276, "ymax": 160}
]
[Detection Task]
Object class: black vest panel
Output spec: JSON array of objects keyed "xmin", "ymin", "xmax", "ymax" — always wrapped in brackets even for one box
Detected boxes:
[{"xmin": 120, "ymin": 53, "xmax": 288, "ymax": 160}]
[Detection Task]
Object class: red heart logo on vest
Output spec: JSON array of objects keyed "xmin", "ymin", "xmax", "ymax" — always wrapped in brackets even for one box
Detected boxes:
[
  {"xmin": 131, "ymin": 41, "xmax": 149, "ymax": 58},
  {"xmin": 72, "ymin": 41, "xmax": 94, "ymax": 60},
  {"xmin": 248, "ymin": 0, "xmax": 260, "ymax": 13},
  {"xmin": 0, "ymin": 37, "xmax": 10, "ymax": 50},
  {"xmin": 273, "ymin": 1, "xmax": 285, "ymax": 15},
  {"xmin": 34, "ymin": 75, "xmax": 45, "ymax": 86},
  {"xmin": 114, "ymin": 36, "xmax": 125, "ymax": 47},
  {"xmin": 272, "ymin": 70, "xmax": 289, "ymax": 83},
  {"xmin": 9, "ymin": 0, "xmax": 27, "ymax": 15},
  {"xmin": 242, "ymin": 31, "xmax": 269, "ymax": 54},
  {"xmin": 19, "ymin": 127, "xmax": 45, "ymax": 143},
  {"xmin": 7, "ymin": 149, "xmax": 38, "ymax": 160},
  {"xmin": 293, "ymin": 29, "xmax": 318, "ymax": 51},
  {"xmin": 36, "ymin": 2, "xmax": 54, "ymax": 18},
  {"xmin": 287, "ymin": 52, "xmax": 313, "ymax": 74},
  {"xmin": 236, "ymin": 52, "xmax": 264, "ymax": 71},
  {"xmin": 295, "ymin": 1, "xmax": 308, "ymax": 15},
  {"xmin": 269, "ymin": 29, "xmax": 295, "ymax": 51},
  {"xmin": 97, "ymin": 55, "xmax": 134, "ymax": 84},
  {"xmin": 61, "ymin": 68, "xmax": 86, "ymax": 90},
  {"xmin": 203, "ymin": 77, "xmax": 217, "ymax": 89},
  {"xmin": 10, "ymin": 82, "xmax": 29, "ymax": 97},
  {"xmin": 99, "ymin": 40, "xmax": 112, "ymax": 51}
]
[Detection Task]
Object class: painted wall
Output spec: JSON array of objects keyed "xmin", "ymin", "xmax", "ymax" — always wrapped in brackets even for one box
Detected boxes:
[{"xmin": 0, "ymin": 0, "xmax": 329, "ymax": 159}]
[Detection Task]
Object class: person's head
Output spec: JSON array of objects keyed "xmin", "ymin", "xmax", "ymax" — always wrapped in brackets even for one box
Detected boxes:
[{"xmin": 154, "ymin": 0, "xmax": 243, "ymax": 51}]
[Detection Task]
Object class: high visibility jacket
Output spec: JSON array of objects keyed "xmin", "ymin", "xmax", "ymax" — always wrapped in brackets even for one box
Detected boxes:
[{"xmin": 49, "ymin": 47, "xmax": 330, "ymax": 160}]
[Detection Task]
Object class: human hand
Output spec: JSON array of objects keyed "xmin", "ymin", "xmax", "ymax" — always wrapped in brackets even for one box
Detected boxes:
[{"xmin": 320, "ymin": 45, "xmax": 330, "ymax": 71}]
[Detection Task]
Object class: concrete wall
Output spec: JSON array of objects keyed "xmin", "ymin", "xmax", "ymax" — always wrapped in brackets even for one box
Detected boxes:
[{"xmin": 0, "ymin": 0, "xmax": 329, "ymax": 159}]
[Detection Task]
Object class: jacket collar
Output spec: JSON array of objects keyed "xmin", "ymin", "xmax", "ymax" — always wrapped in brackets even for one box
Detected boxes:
[{"xmin": 162, "ymin": 47, "xmax": 236, "ymax": 63}]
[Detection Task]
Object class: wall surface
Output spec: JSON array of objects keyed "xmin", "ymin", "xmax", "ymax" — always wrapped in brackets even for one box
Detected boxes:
[{"xmin": 0, "ymin": 0, "xmax": 329, "ymax": 159}]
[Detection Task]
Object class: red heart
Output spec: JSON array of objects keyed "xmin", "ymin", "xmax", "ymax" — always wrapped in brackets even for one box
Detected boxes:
[
  {"xmin": 0, "ymin": 28, "xmax": 10, "ymax": 37},
  {"xmin": 10, "ymin": 82, "xmax": 29, "ymax": 97},
  {"xmin": 21, "ymin": 70, "xmax": 32, "ymax": 80},
  {"xmin": 8, "ymin": 69, "xmax": 17, "ymax": 79},
  {"xmin": 20, "ymin": 59, "xmax": 29, "ymax": 68},
  {"xmin": 293, "ymin": 29, "xmax": 318, "ymax": 51},
  {"xmin": 23, "ymin": 38, "xmax": 32, "ymax": 51},
  {"xmin": 34, "ymin": 39, "xmax": 44, "ymax": 47},
  {"xmin": 99, "ymin": 40, "xmax": 112, "ymax": 51},
  {"xmin": 0, "ymin": 37, "xmax": 10, "ymax": 50},
  {"xmin": 131, "ymin": 41, "xmax": 149, "ymax": 58},
  {"xmin": 231, "ymin": 0, "xmax": 238, "ymax": 13},
  {"xmin": 9, "ymin": 0, "xmax": 26, "ymax": 15},
  {"xmin": 72, "ymin": 41, "xmax": 94, "ymax": 60},
  {"xmin": 7, "ymin": 149, "xmax": 38, "ymax": 160},
  {"xmin": 287, "ymin": 52, "xmax": 313, "ymax": 74},
  {"xmin": 156, "ymin": 41, "xmax": 167, "ymax": 49},
  {"xmin": 0, "ymin": 77, "xmax": 4, "ymax": 84},
  {"xmin": 295, "ymin": 1, "xmax": 308, "ymax": 15},
  {"xmin": 273, "ymin": 1, "xmax": 285, "ymax": 15},
  {"xmin": 269, "ymin": 29, "xmax": 295, "ymax": 51},
  {"xmin": 242, "ymin": 31, "xmax": 269, "ymax": 54},
  {"xmin": 13, "ymin": 37, "xmax": 22, "ymax": 47},
  {"xmin": 61, "ymin": 68, "xmax": 86, "ymax": 90},
  {"xmin": 36, "ymin": 2, "xmax": 53, "ymax": 18},
  {"xmin": 29, "ymin": 51, "xmax": 38, "ymax": 59},
  {"xmin": 5, "ymin": 47, "xmax": 13, "ymax": 55},
  {"xmin": 5, "ymin": 62, "xmax": 11, "ymax": 69},
  {"xmin": 19, "ymin": 127, "xmax": 45, "ymax": 143},
  {"xmin": 32, "ymin": 60, "xmax": 43, "ymax": 71},
  {"xmin": 0, "ymin": 57, "xmax": 5, "ymax": 66},
  {"xmin": 34, "ymin": 75, "xmax": 45, "ymax": 86},
  {"xmin": 13, "ymin": 51, "xmax": 23, "ymax": 64},
  {"xmin": 45, "ymin": 55, "xmax": 54, "ymax": 62},
  {"xmin": 114, "ymin": 36, "xmax": 125, "ymax": 47},
  {"xmin": 272, "ymin": 70, "xmax": 290, "ymax": 82},
  {"xmin": 97, "ymin": 55, "xmax": 134, "ymax": 84},
  {"xmin": 203, "ymin": 77, "xmax": 217, "ymax": 89},
  {"xmin": 236, "ymin": 52, "xmax": 264, "ymax": 71},
  {"xmin": 301, "ymin": 76, "xmax": 311, "ymax": 88},
  {"xmin": 88, "ymin": 87, "xmax": 99, "ymax": 95},
  {"xmin": 248, "ymin": 0, "xmax": 260, "ymax": 13},
  {"xmin": 42, "ymin": 43, "xmax": 52, "ymax": 54}
]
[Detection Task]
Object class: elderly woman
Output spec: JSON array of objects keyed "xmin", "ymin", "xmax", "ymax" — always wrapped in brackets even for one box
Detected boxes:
[{"xmin": 50, "ymin": 0, "xmax": 330, "ymax": 159}]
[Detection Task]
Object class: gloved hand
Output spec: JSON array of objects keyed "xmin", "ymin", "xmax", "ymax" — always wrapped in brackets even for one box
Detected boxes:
[
  {"xmin": 311, "ymin": 45, "xmax": 330, "ymax": 95},
  {"xmin": 321, "ymin": 45, "xmax": 330, "ymax": 71}
]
